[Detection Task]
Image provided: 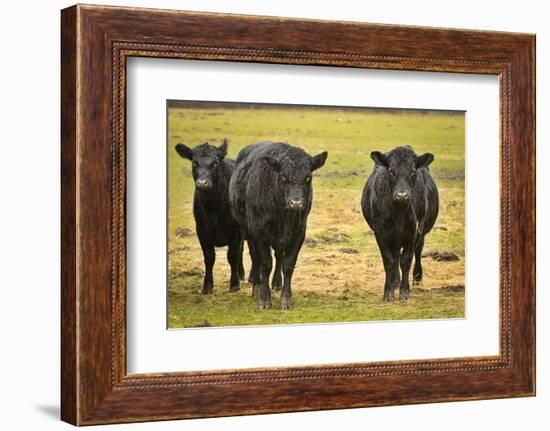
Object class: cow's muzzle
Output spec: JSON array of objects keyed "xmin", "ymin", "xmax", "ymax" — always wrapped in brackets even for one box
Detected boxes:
[
  {"xmin": 393, "ymin": 191, "xmax": 410, "ymax": 202},
  {"xmin": 288, "ymin": 198, "xmax": 305, "ymax": 210},
  {"xmin": 195, "ymin": 179, "xmax": 212, "ymax": 190}
]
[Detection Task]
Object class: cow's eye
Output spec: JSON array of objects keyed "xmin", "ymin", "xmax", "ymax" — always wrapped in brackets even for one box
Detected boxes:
[
  {"xmin": 192, "ymin": 161, "xmax": 199, "ymax": 168},
  {"xmin": 305, "ymin": 176, "xmax": 311, "ymax": 183},
  {"xmin": 211, "ymin": 161, "xmax": 219, "ymax": 169}
]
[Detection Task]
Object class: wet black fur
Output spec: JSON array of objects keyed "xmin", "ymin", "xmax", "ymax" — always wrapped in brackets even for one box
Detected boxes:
[
  {"xmin": 175, "ymin": 139, "xmax": 244, "ymax": 294},
  {"xmin": 229, "ymin": 142, "xmax": 328, "ymax": 309},
  {"xmin": 361, "ymin": 146, "xmax": 439, "ymax": 301}
]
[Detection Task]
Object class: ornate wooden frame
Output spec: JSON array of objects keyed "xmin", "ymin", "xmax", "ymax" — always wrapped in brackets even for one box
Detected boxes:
[{"xmin": 61, "ymin": 4, "xmax": 535, "ymax": 425}]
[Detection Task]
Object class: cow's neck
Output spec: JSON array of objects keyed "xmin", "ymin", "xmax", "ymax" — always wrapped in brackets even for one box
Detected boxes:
[
  {"xmin": 196, "ymin": 184, "xmax": 226, "ymax": 209},
  {"xmin": 391, "ymin": 202, "xmax": 416, "ymax": 224}
]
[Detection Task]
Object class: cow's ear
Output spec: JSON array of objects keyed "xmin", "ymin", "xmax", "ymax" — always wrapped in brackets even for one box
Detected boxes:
[
  {"xmin": 261, "ymin": 156, "xmax": 281, "ymax": 172},
  {"xmin": 370, "ymin": 151, "xmax": 388, "ymax": 167},
  {"xmin": 175, "ymin": 143, "xmax": 193, "ymax": 161},
  {"xmin": 416, "ymin": 153, "xmax": 434, "ymax": 168},
  {"xmin": 218, "ymin": 139, "xmax": 228, "ymax": 158},
  {"xmin": 311, "ymin": 151, "xmax": 328, "ymax": 171}
]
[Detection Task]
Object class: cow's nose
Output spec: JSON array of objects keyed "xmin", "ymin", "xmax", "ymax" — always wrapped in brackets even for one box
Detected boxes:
[
  {"xmin": 196, "ymin": 179, "xmax": 210, "ymax": 189},
  {"xmin": 394, "ymin": 191, "xmax": 409, "ymax": 201},
  {"xmin": 289, "ymin": 198, "xmax": 304, "ymax": 210}
]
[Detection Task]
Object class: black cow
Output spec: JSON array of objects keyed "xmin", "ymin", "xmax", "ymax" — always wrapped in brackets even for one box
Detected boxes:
[
  {"xmin": 361, "ymin": 146, "xmax": 439, "ymax": 301},
  {"xmin": 229, "ymin": 142, "xmax": 328, "ymax": 309},
  {"xmin": 175, "ymin": 139, "xmax": 244, "ymax": 294}
]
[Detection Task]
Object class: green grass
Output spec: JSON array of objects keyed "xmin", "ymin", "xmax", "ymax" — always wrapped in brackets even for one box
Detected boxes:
[{"xmin": 168, "ymin": 104, "xmax": 465, "ymax": 328}]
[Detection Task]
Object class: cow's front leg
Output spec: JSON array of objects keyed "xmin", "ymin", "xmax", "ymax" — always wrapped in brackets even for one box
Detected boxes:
[
  {"xmin": 280, "ymin": 237, "xmax": 304, "ymax": 310},
  {"xmin": 247, "ymin": 240, "xmax": 261, "ymax": 297},
  {"xmin": 247, "ymin": 241, "xmax": 257, "ymax": 294},
  {"xmin": 413, "ymin": 235, "xmax": 425, "ymax": 283},
  {"xmin": 199, "ymin": 240, "xmax": 215, "ymax": 294},
  {"xmin": 280, "ymin": 255, "xmax": 296, "ymax": 310},
  {"xmin": 387, "ymin": 253, "xmax": 401, "ymax": 302},
  {"xmin": 238, "ymin": 241, "xmax": 246, "ymax": 281},
  {"xmin": 227, "ymin": 237, "xmax": 242, "ymax": 292},
  {"xmin": 399, "ymin": 242, "xmax": 415, "ymax": 300},
  {"xmin": 375, "ymin": 232, "xmax": 399, "ymax": 301},
  {"xmin": 271, "ymin": 249, "xmax": 283, "ymax": 292},
  {"xmin": 253, "ymin": 239, "xmax": 272, "ymax": 309}
]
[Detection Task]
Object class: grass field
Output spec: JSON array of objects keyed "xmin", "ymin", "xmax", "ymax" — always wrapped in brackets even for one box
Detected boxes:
[{"xmin": 167, "ymin": 102, "xmax": 465, "ymax": 328}]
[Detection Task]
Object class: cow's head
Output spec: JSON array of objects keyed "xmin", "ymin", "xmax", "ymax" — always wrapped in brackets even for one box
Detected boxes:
[
  {"xmin": 371, "ymin": 146, "xmax": 434, "ymax": 204},
  {"xmin": 261, "ymin": 148, "xmax": 328, "ymax": 211},
  {"xmin": 175, "ymin": 139, "xmax": 228, "ymax": 191}
]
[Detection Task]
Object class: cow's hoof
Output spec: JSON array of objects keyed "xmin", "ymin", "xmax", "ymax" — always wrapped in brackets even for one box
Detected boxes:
[
  {"xmin": 400, "ymin": 290, "xmax": 411, "ymax": 300},
  {"xmin": 280, "ymin": 296, "xmax": 292, "ymax": 310},
  {"xmin": 383, "ymin": 292, "xmax": 395, "ymax": 302},
  {"xmin": 258, "ymin": 300, "xmax": 272, "ymax": 310},
  {"xmin": 229, "ymin": 284, "xmax": 240, "ymax": 293},
  {"xmin": 413, "ymin": 275, "xmax": 422, "ymax": 284},
  {"xmin": 202, "ymin": 287, "xmax": 213, "ymax": 295},
  {"xmin": 272, "ymin": 283, "xmax": 282, "ymax": 292}
]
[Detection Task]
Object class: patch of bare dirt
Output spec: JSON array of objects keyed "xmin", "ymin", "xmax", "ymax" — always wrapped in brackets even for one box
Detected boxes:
[
  {"xmin": 175, "ymin": 227, "xmax": 194, "ymax": 238},
  {"xmin": 321, "ymin": 170, "xmax": 365, "ymax": 178},
  {"xmin": 439, "ymin": 284, "xmax": 465, "ymax": 293},
  {"xmin": 180, "ymin": 268, "xmax": 202, "ymax": 277},
  {"xmin": 168, "ymin": 245, "xmax": 190, "ymax": 254},
  {"xmin": 189, "ymin": 320, "xmax": 212, "ymax": 328},
  {"xmin": 305, "ymin": 231, "xmax": 351, "ymax": 247},
  {"xmin": 339, "ymin": 248, "xmax": 359, "ymax": 254},
  {"xmin": 422, "ymin": 251, "xmax": 460, "ymax": 262}
]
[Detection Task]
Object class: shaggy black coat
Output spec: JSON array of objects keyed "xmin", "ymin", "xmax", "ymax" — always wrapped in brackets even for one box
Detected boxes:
[
  {"xmin": 175, "ymin": 139, "xmax": 244, "ymax": 294},
  {"xmin": 361, "ymin": 146, "xmax": 439, "ymax": 301},
  {"xmin": 229, "ymin": 142, "xmax": 328, "ymax": 309}
]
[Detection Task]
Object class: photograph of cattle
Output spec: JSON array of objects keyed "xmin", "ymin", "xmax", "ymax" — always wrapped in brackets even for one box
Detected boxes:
[{"xmin": 168, "ymin": 100, "xmax": 465, "ymax": 328}]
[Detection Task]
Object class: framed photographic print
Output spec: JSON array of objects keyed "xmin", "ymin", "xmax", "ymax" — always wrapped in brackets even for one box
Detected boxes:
[{"xmin": 61, "ymin": 4, "xmax": 535, "ymax": 425}]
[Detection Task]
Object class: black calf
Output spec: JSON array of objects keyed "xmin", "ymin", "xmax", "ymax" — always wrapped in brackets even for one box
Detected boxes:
[
  {"xmin": 361, "ymin": 146, "xmax": 439, "ymax": 301},
  {"xmin": 229, "ymin": 142, "xmax": 328, "ymax": 309},
  {"xmin": 175, "ymin": 139, "xmax": 244, "ymax": 293}
]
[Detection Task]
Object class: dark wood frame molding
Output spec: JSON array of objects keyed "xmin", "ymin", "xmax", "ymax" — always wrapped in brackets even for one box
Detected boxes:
[{"xmin": 61, "ymin": 4, "xmax": 535, "ymax": 425}]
